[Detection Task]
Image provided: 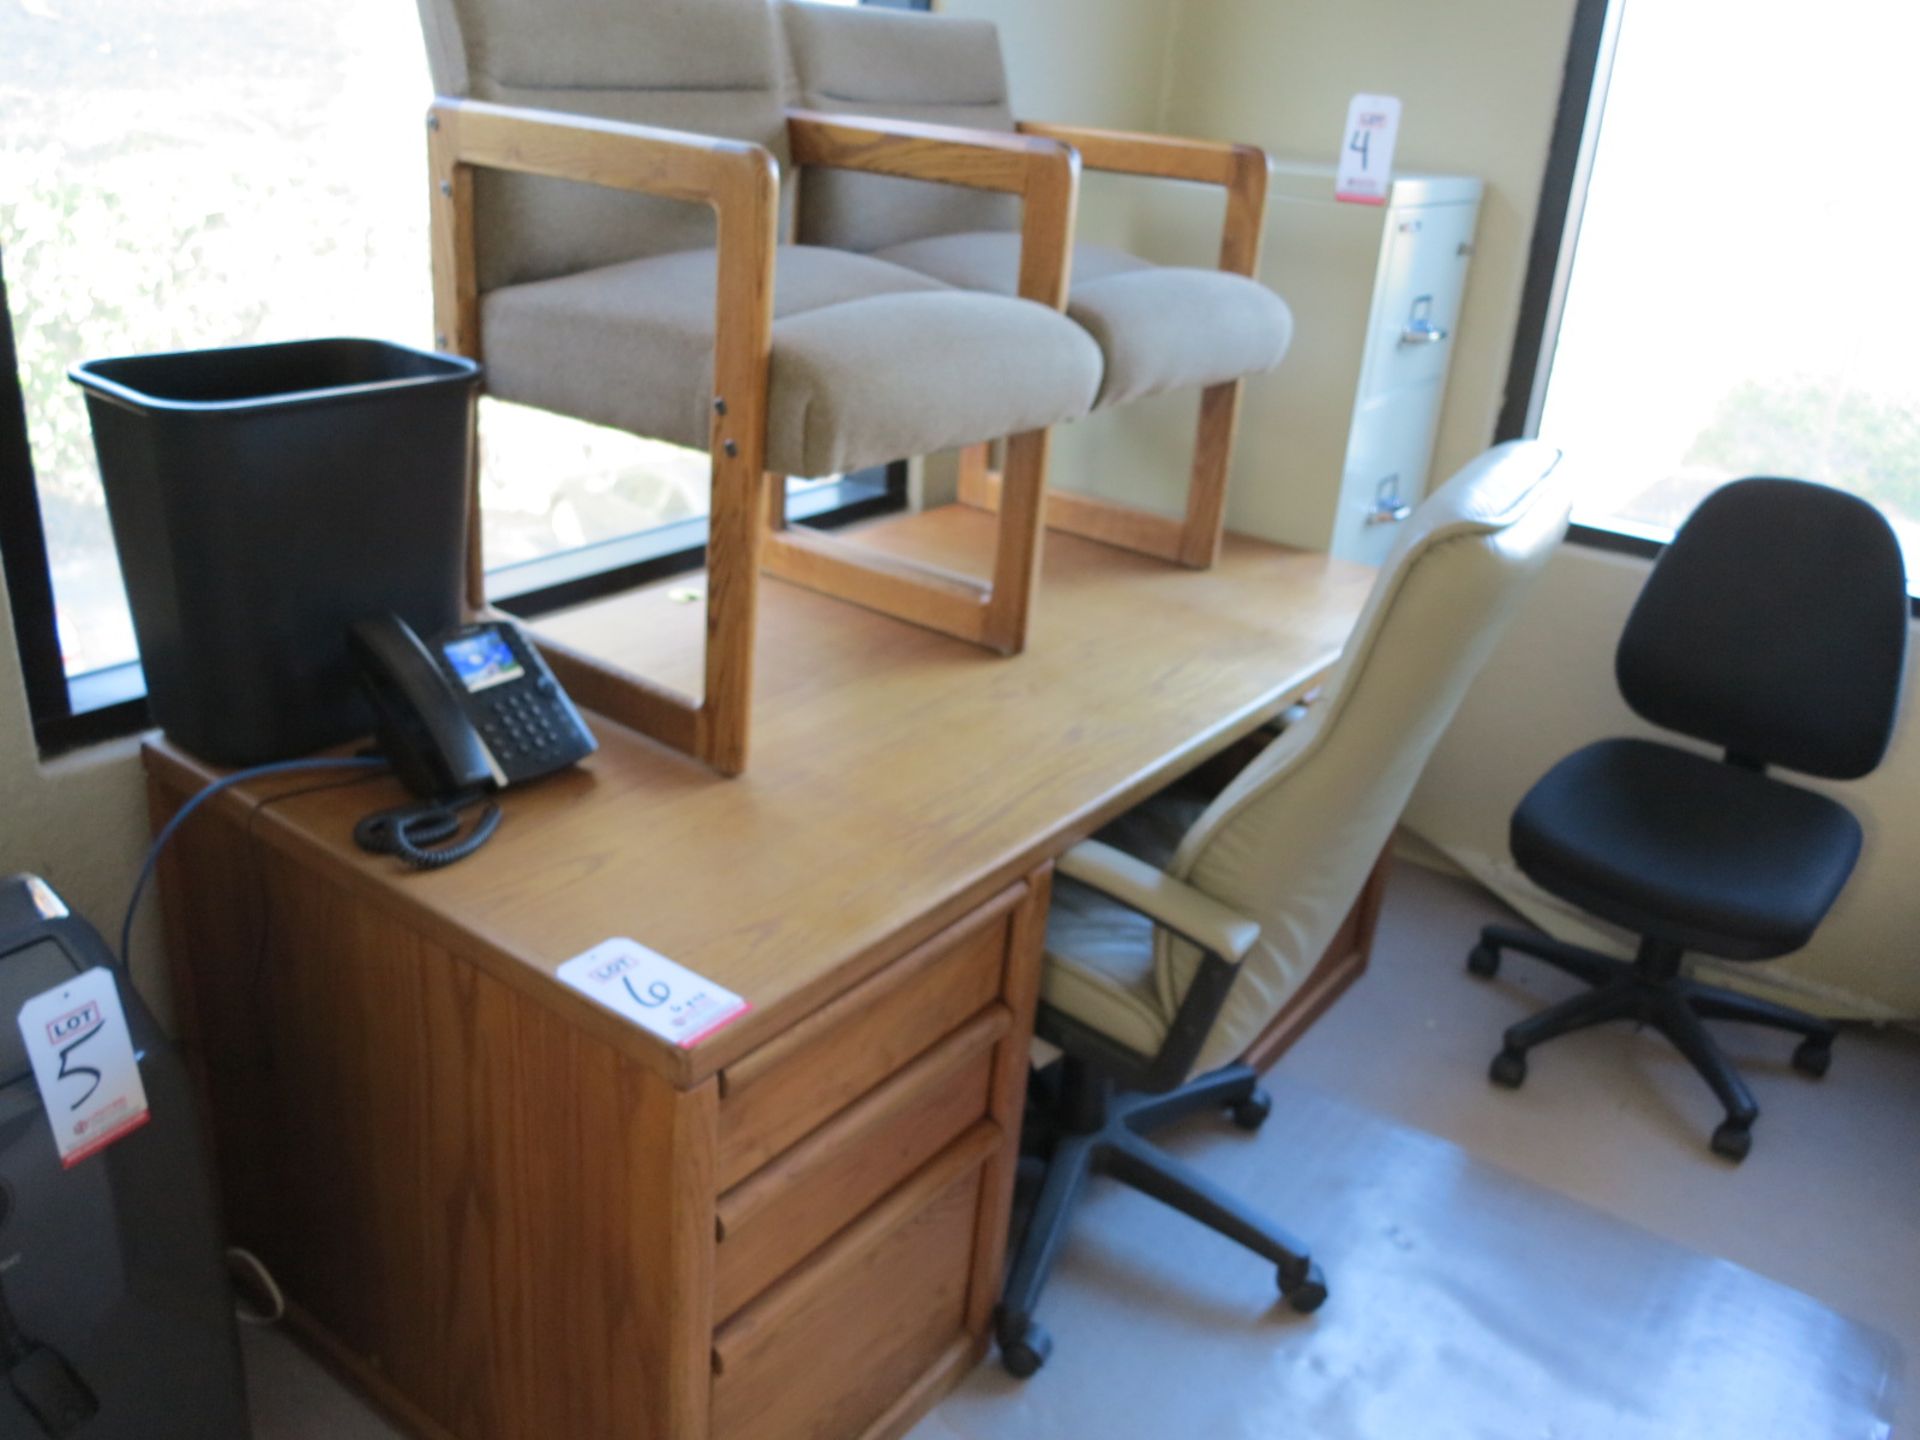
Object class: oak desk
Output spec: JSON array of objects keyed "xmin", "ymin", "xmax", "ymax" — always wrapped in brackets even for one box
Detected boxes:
[{"xmin": 148, "ymin": 506, "xmax": 1373, "ymax": 1440}]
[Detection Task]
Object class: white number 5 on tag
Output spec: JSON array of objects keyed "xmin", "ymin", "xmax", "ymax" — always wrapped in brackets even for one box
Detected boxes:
[{"xmin": 17, "ymin": 967, "xmax": 149, "ymax": 1169}]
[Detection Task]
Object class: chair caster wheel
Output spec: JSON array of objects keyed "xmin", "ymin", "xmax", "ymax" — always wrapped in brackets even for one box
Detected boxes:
[
  {"xmin": 997, "ymin": 1319, "xmax": 1051, "ymax": 1379},
  {"xmin": 1710, "ymin": 1119, "xmax": 1753, "ymax": 1163},
  {"xmin": 1279, "ymin": 1261, "xmax": 1328, "ymax": 1314},
  {"xmin": 1791, "ymin": 1038, "xmax": 1832, "ymax": 1078},
  {"xmin": 1489, "ymin": 1048, "xmax": 1527, "ymax": 1088},
  {"xmin": 1467, "ymin": 942, "xmax": 1500, "ymax": 978},
  {"xmin": 1229, "ymin": 1087, "xmax": 1273, "ymax": 1131}
]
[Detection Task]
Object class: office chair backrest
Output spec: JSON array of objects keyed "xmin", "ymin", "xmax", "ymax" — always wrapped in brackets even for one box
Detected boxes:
[
  {"xmin": 1615, "ymin": 477, "xmax": 1909, "ymax": 780},
  {"xmin": 778, "ymin": 0, "xmax": 1020, "ymax": 253},
  {"xmin": 1164, "ymin": 441, "xmax": 1571, "ymax": 1074},
  {"xmin": 414, "ymin": 0, "xmax": 796, "ymax": 292}
]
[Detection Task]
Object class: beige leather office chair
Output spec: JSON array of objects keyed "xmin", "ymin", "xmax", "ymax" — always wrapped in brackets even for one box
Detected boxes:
[
  {"xmin": 995, "ymin": 440, "xmax": 1571, "ymax": 1376},
  {"xmin": 414, "ymin": 0, "xmax": 1102, "ymax": 774},
  {"xmin": 779, "ymin": 0, "xmax": 1291, "ymax": 570}
]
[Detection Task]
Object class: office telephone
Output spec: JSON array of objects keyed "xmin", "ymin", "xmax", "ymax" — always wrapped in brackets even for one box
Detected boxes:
[{"xmin": 348, "ymin": 615, "xmax": 595, "ymax": 867}]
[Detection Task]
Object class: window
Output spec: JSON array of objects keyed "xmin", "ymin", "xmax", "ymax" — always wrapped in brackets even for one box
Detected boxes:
[
  {"xmin": 2, "ymin": 0, "xmax": 912, "ymax": 752},
  {"xmin": 1504, "ymin": 0, "xmax": 1920, "ymax": 589}
]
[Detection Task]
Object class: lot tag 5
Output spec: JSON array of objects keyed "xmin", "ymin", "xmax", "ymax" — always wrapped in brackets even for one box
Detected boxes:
[{"xmin": 17, "ymin": 967, "xmax": 150, "ymax": 1168}]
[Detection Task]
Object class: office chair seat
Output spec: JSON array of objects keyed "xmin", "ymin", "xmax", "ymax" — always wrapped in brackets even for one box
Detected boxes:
[
  {"xmin": 868, "ymin": 233, "xmax": 1294, "ymax": 409},
  {"xmin": 1511, "ymin": 737, "xmax": 1863, "ymax": 961}
]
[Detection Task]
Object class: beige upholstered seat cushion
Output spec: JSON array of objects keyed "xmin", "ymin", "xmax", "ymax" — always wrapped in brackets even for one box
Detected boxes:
[
  {"xmin": 1041, "ymin": 785, "xmax": 1211, "ymax": 1061},
  {"xmin": 480, "ymin": 244, "xmax": 1104, "ymax": 478},
  {"xmin": 870, "ymin": 233, "xmax": 1293, "ymax": 409}
]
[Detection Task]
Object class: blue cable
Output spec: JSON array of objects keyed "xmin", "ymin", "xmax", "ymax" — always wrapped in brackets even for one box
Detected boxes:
[{"xmin": 120, "ymin": 756, "xmax": 388, "ymax": 969}]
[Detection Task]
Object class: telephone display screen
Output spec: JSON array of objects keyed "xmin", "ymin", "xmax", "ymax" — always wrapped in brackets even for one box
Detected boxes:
[{"xmin": 442, "ymin": 629, "xmax": 525, "ymax": 693}]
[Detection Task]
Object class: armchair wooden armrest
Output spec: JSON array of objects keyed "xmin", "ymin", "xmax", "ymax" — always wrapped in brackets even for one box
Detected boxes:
[
  {"xmin": 787, "ymin": 108, "xmax": 1080, "ymax": 308},
  {"xmin": 426, "ymin": 96, "xmax": 781, "ymax": 775},
  {"xmin": 1016, "ymin": 121, "xmax": 1270, "ymax": 277}
]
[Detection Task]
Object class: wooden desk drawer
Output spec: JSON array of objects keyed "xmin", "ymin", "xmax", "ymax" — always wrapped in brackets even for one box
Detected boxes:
[
  {"xmin": 711, "ymin": 1123, "xmax": 998, "ymax": 1440},
  {"xmin": 715, "ymin": 1004, "xmax": 1007, "ymax": 1320},
  {"xmin": 716, "ymin": 884, "xmax": 1021, "ymax": 1189}
]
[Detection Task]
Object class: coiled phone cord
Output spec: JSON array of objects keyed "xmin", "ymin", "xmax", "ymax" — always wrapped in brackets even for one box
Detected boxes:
[{"xmin": 351, "ymin": 790, "xmax": 501, "ymax": 870}]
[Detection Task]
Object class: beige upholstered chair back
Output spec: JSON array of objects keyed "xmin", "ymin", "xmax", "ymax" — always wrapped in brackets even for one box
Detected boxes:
[
  {"xmin": 414, "ymin": 0, "xmax": 797, "ymax": 292},
  {"xmin": 779, "ymin": 0, "xmax": 1019, "ymax": 253},
  {"xmin": 1170, "ymin": 441, "xmax": 1571, "ymax": 1074}
]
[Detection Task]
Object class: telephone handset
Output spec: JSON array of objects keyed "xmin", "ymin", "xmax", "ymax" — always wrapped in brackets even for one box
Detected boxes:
[{"xmin": 347, "ymin": 615, "xmax": 596, "ymax": 867}]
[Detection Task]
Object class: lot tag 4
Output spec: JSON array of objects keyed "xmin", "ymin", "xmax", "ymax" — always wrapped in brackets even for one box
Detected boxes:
[
  {"xmin": 558, "ymin": 939, "xmax": 751, "ymax": 1048},
  {"xmin": 1336, "ymin": 93, "xmax": 1401, "ymax": 204},
  {"xmin": 17, "ymin": 967, "xmax": 150, "ymax": 1168}
]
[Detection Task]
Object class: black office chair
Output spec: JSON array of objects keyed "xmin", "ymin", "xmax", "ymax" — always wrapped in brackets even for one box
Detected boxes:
[{"xmin": 1469, "ymin": 477, "xmax": 1908, "ymax": 1161}]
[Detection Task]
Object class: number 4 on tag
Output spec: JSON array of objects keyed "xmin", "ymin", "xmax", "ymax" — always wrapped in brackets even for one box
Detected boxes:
[
  {"xmin": 17, "ymin": 967, "xmax": 150, "ymax": 1169},
  {"xmin": 1336, "ymin": 93, "xmax": 1402, "ymax": 205}
]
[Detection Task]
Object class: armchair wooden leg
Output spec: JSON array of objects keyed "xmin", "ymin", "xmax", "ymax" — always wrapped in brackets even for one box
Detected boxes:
[
  {"xmin": 980, "ymin": 428, "xmax": 1050, "ymax": 655},
  {"xmin": 698, "ymin": 453, "xmax": 765, "ymax": 776},
  {"xmin": 956, "ymin": 383, "xmax": 1246, "ymax": 573},
  {"xmin": 1177, "ymin": 380, "xmax": 1242, "ymax": 570},
  {"xmin": 759, "ymin": 430, "xmax": 1053, "ymax": 655},
  {"xmin": 765, "ymin": 470, "xmax": 787, "ymax": 532},
  {"xmin": 957, "ymin": 442, "xmax": 996, "ymax": 510}
]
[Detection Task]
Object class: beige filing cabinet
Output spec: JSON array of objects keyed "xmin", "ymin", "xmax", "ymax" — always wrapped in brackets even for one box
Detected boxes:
[{"xmin": 1227, "ymin": 164, "xmax": 1483, "ymax": 566}]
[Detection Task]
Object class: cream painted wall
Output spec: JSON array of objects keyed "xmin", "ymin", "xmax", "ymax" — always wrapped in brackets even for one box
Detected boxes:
[
  {"xmin": 0, "ymin": 567, "xmax": 168, "ymax": 1019},
  {"xmin": 1156, "ymin": 0, "xmax": 1577, "ymax": 485},
  {"xmin": 1404, "ymin": 545, "xmax": 1920, "ymax": 1019},
  {"xmin": 938, "ymin": 0, "xmax": 1179, "ymax": 131},
  {"xmin": 939, "ymin": 0, "xmax": 1580, "ymax": 512}
]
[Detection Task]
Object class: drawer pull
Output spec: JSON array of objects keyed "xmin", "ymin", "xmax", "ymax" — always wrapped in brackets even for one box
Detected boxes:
[
  {"xmin": 1398, "ymin": 293, "xmax": 1448, "ymax": 348},
  {"xmin": 1366, "ymin": 474, "xmax": 1411, "ymax": 527}
]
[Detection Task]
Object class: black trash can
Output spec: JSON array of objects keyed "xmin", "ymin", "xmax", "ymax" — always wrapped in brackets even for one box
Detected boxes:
[{"xmin": 71, "ymin": 338, "xmax": 481, "ymax": 766}]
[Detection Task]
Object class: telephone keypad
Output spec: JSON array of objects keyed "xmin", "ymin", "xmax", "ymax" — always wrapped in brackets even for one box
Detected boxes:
[{"xmin": 473, "ymin": 656, "xmax": 593, "ymax": 778}]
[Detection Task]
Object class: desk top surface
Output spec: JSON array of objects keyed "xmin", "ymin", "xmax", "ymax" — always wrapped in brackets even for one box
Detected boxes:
[{"xmin": 147, "ymin": 506, "xmax": 1372, "ymax": 1086}]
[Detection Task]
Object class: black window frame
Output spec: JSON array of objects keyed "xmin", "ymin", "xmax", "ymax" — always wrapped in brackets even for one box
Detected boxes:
[
  {"xmin": 1494, "ymin": 0, "xmax": 1640, "ymax": 559},
  {"xmin": 1, "ymin": 0, "xmax": 929, "ymax": 758}
]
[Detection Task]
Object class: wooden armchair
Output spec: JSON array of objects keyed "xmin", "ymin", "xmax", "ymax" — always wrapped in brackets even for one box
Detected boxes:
[
  {"xmin": 415, "ymin": 0, "xmax": 1100, "ymax": 775},
  {"xmin": 781, "ymin": 1, "xmax": 1290, "ymax": 570}
]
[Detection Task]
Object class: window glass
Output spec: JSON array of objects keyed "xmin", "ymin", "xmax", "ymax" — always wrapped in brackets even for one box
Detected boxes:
[
  {"xmin": 1538, "ymin": 0, "xmax": 1920, "ymax": 577},
  {"xmin": 1, "ymin": 0, "xmax": 772, "ymax": 679}
]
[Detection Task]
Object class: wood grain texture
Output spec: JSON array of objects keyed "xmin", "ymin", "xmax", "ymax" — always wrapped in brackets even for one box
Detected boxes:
[
  {"xmin": 428, "ymin": 96, "xmax": 779, "ymax": 775},
  {"xmin": 1179, "ymin": 380, "xmax": 1245, "ymax": 570},
  {"xmin": 1012, "ymin": 120, "xmax": 1274, "ymax": 570},
  {"xmin": 967, "ymin": 866, "xmax": 1052, "ymax": 1337},
  {"xmin": 152, "ymin": 796, "xmax": 718, "ymax": 1440},
  {"xmin": 767, "ymin": 108, "xmax": 1076, "ymax": 650},
  {"xmin": 788, "ymin": 109, "xmax": 1070, "ymax": 199},
  {"xmin": 1017, "ymin": 120, "xmax": 1253, "ymax": 186},
  {"xmin": 144, "ymin": 506, "xmax": 1371, "ymax": 1090},
  {"xmin": 714, "ymin": 1006, "xmax": 1005, "ymax": 1320},
  {"xmin": 716, "ymin": 894, "xmax": 1013, "ymax": 1187},
  {"xmin": 960, "ymin": 466, "xmax": 1190, "ymax": 565},
  {"xmin": 709, "ymin": 1125, "xmax": 997, "ymax": 1440},
  {"xmin": 761, "ymin": 525, "xmax": 991, "ymax": 645},
  {"xmin": 853, "ymin": 1334, "xmax": 983, "ymax": 1440}
]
